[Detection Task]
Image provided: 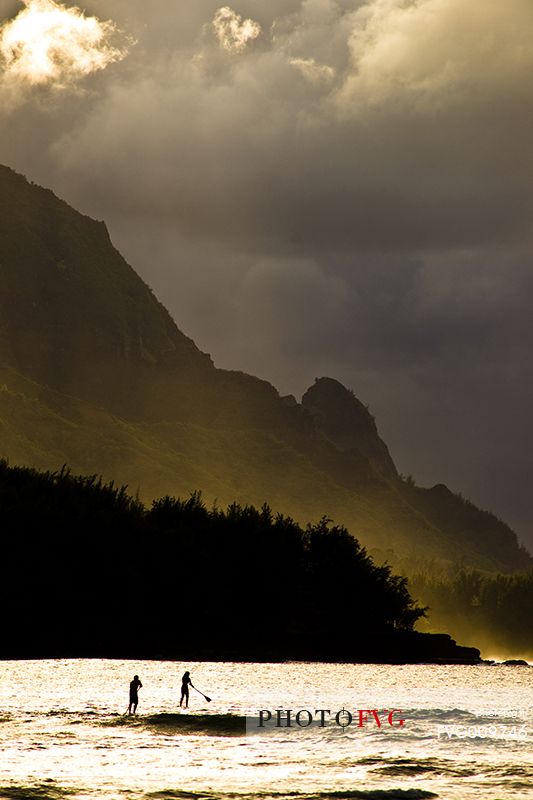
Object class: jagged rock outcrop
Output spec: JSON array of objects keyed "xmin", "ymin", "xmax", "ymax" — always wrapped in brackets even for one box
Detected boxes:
[{"xmin": 302, "ymin": 377, "xmax": 398, "ymax": 480}]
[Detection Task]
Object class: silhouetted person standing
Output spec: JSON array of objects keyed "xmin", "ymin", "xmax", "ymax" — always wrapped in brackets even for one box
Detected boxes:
[
  {"xmin": 128, "ymin": 674, "xmax": 142, "ymax": 715},
  {"xmin": 180, "ymin": 671, "xmax": 193, "ymax": 708}
]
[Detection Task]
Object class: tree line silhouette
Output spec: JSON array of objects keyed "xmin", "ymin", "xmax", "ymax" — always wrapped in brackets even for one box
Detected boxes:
[{"xmin": 0, "ymin": 460, "xmax": 480, "ymax": 662}]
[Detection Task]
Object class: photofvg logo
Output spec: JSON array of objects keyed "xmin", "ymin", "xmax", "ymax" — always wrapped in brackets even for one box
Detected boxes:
[{"xmin": 246, "ymin": 708, "xmax": 405, "ymax": 735}]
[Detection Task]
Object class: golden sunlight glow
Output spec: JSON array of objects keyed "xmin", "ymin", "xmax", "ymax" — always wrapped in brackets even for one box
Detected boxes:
[
  {"xmin": 0, "ymin": 0, "xmax": 128, "ymax": 88},
  {"xmin": 212, "ymin": 6, "xmax": 261, "ymax": 54}
]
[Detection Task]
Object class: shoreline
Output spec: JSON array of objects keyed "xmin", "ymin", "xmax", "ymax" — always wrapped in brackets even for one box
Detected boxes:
[{"xmin": 0, "ymin": 631, "xmax": 484, "ymax": 665}]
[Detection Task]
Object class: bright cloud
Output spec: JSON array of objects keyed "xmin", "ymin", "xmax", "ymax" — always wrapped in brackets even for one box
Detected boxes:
[
  {"xmin": 289, "ymin": 57, "xmax": 335, "ymax": 85},
  {"xmin": 212, "ymin": 6, "xmax": 261, "ymax": 54},
  {"xmin": 337, "ymin": 0, "xmax": 533, "ymax": 109},
  {"xmin": 0, "ymin": 0, "xmax": 129, "ymax": 89}
]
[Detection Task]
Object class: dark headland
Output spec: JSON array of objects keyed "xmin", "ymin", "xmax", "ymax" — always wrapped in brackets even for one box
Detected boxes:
[{"xmin": 0, "ymin": 460, "xmax": 479, "ymax": 665}]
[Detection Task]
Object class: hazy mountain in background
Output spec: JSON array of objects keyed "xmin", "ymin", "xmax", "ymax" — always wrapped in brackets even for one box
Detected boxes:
[{"xmin": 0, "ymin": 164, "xmax": 530, "ymax": 574}]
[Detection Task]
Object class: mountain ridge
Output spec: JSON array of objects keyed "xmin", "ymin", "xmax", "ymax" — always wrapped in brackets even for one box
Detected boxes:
[{"xmin": 0, "ymin": 164, "xmax": 530, "ymax": 573}]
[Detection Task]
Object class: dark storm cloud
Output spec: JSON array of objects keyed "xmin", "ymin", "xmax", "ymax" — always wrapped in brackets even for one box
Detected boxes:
[
  {"xmin": 0, "ymin": 0, "xmax": 532, "ymax": 546},
  {"xmin": 45, "ymin": 0, "xmax": 533, "ymax": 251}
]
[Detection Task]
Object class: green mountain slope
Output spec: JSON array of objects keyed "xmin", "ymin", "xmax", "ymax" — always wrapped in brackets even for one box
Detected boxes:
[{"xmin": 0, "ymin": 164, "xmax": 530, "ymax": 573}]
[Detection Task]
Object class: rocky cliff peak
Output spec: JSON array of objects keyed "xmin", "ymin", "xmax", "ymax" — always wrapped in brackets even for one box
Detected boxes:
[{"xmin": 301, "ymin": 377, "xmax": 398, "ymax": 480}]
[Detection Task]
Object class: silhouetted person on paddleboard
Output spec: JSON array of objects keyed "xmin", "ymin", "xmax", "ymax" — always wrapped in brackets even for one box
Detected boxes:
[
  {"xmin": 128, "ymin": 675, "xmax": 142, "ymax": 715},
  {"xmin": 180, "ymin": 671, "xmax": 193, "ymax": 708}
]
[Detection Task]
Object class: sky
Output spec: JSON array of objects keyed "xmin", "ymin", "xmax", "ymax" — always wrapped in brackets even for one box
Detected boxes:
[{"xmin": 1, "ymin": 0, "xmax": 532, "ymax": 549}]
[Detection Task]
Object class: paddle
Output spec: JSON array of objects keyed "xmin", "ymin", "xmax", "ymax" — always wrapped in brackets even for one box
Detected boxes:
[{"xmin": 192, "ymin": 684, "xmax": 212, "ymax": 702}]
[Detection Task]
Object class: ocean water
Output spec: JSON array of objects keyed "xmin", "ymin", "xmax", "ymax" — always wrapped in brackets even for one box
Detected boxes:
[{"xmin": 0, "ymin": 660, "xmax": 531, "ymax": 800}]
